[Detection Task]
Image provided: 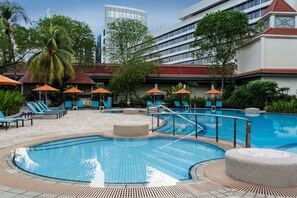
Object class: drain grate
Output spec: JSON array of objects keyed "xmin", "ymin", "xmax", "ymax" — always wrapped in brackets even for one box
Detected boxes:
[
  {"xmin": 204, "ymin": 162, "xmax": 297, "ymax": 197},
  {"xmin": 62, "ymin": 186, "xmax": 192, "ymax": 198}
]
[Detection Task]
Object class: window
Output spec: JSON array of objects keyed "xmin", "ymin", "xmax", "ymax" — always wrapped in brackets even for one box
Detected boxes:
[{"xmin": 275, "ymin": 16, "xmax": 295, "ymax": 28}]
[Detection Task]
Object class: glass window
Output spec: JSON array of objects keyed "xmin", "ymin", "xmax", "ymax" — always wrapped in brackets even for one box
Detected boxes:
[{"xmin": 275, "ymin": 16, "xmax": 295, "ymax": 28}]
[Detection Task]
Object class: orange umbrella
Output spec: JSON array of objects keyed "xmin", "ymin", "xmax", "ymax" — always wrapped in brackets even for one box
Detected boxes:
[
  {"xmin": 63, "ymin": 87, "xmax": 83, "ymax": 105},
  {"xmin": 0, "ymin": 74, "xmax": 22, "ymax": 85},
  {"xmin": 92, "ymin": 87, "xmax": 111, "ymax": 94},
  {"xmin": 175, "ymin": 88, "xmax": 191, "ymax": 94},
  {"xmin": 63, "ymin": 87, "xmax": 83, "ymax": 94},
  {"xmin": 92, "ymin": 87, "xmax": 111, "ymax": 106},
  {"xmin": 205, "ymin": 88, "xmax": 222, "ymax": 94},
  {"xmin": 146, "ymin": 87, "xmax": 164, "ymax": 104},
  {"xmin": 33, "ymin": 84, "xmax": 59, "ymax": 105},
  {"xmin": 175, "ymin": 88, "xmax": 191, "ymax": 103}
]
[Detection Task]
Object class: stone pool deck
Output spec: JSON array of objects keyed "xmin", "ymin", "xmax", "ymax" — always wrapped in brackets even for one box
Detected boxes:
[{"xmin": 0, "ymin": 110, "xmax": 295, "ymax": 198}]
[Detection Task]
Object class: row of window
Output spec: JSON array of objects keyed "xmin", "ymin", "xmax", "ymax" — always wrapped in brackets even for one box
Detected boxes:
[
  {"xmin": 148, "ymin": 43, "xmax": 191, "ymax": 59},
  {"xmin": 160, "ymin": 51, "xmax": 195, "ymax": 63},
  {"xmin": 181, "ymin": 57, "xmax": 213, "ymax": 65},
  {"xmin": 154, "ymin": 0, "xmax": 271, "ymax": 44},
  {"xmin": 158, "ymin": 33, "xmax": 194, "ymax": 50},
  {"xmin": 247, "ymin": 8, "xmax": 267, "ymax": 20},
  {"xmin": 155, "ymin": 23, "xmax": 196, "ymax": 43},
  {"xmin": 234, "ymin": 0, "xmax": 270, "ymax": 12}
]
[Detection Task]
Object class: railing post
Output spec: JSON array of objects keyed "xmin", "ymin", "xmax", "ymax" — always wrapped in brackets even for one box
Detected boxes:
[
  {"xmin": 216, "ymin": 116, "xmax": 218, "ymax": 142},
  {"xmin": 152, "ymin": 114, "xmax": 154, "ymax": 132},
  {"xmin": 195, "ymin": 114, "xmax": 198, "ymax": 138},
  {"xmin": 157, "ymin": 107, "xmax": 160, "ymax": 127},
  {"xmin": 234, "ymin": 118, "xmax": 237, "ymax": 147},
  {"xmin": 246, "ymin": 121, "xmax": 251, "ymax": 148},
  {"xmin": 173, "ymin": 114, "xmax": 175, "ymax": 136}
]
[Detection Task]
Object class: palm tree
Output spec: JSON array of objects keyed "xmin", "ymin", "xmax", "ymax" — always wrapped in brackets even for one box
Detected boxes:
[
  {"xmin": 27, "ymin": 22, "xmax": 75, "ymax": 84},
  {"xmin": 0, "ymin": 0, "xmax": 30, "ymax": 64}
]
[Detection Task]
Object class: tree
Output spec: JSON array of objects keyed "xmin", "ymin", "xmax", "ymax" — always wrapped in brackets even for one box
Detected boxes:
[
  {"xmin": 34, "ymin": 15, "xmax": 96, "ymax": 64},
  {"xmin": 27, "ymin": 22, "xmax": 75, "ymax": 84},
  {"xmin": 192, "ymin": 10, "xmax": 254, "ymax": 93},
  {"xmin": 106, "ymin": 19, "xmax": 157, "ymax": 100},
  {"xmin": 0, "ymin": 0, "xmax": 31, "ymax": 74}
]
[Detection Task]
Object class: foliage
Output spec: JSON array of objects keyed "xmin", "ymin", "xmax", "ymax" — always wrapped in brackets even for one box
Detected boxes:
[
  {"xmin": 106, "ymin": 19, "xmax": 157, "ymax": 99},
  {"xmin": 0, "ymin": 0, "xmax": 35, "ymax": 73},
  {"xmin": 34, "ymin": 15, "xmax": 96, "ymax": 64},
  {"xmin": 27, "ymin": 22, "xmax": 75, "ymax": 84},
  {"xmin": 0, "ymin": 90, "xmax": 25, "ymax": 115},
  {"xmin": 265, "ymin": 100, "xmax": 297, "ymax": 113},
  {"xmin": 192, "ymin": 10, "xmax": 254, "ymax": 92},
  {"xmin": 226, "ymin": 80, "xmax": 278, "ymax": 109}
]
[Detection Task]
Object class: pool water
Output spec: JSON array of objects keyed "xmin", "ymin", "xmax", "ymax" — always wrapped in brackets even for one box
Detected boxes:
[
  {"xmin": 156, "ymin": 109, "xmax": 297, "ymax": 154},
  {"xmin": 13, "ymin": 136, "xmax": 224, "ymax": 186}
]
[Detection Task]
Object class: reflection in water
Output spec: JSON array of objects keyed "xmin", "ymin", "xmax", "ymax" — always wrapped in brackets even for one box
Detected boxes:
[
  {"xmin": 146, "ymin": 166, "xmax": 179, "ymax": 187},
  {"xmin": 82, "ymin": 157, "xmax": 105, "ymax": 187},
  {"xmin": 14, "ymin": 148, "xmax": 39, "ymax": 170}
]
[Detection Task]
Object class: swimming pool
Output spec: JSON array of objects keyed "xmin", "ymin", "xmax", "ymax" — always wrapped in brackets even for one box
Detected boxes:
[
  {"xmin": 13, "ymin": 136, "xmax": 224, "ymax": 186},
  {"xmin": 156, "ymin": 109, "xmax": 297, "ymax": 154}
]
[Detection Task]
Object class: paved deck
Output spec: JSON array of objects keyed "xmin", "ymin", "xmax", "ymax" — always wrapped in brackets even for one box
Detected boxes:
[{"xmin": 0, "ymin": 110, "xmax": 293, "ymax": 198}]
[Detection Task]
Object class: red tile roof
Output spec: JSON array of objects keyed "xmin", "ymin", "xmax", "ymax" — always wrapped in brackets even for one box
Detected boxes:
[
  {"xmin": 263, "ymin": 28, "xmax": 297, "ymax": 35},
  {"xmin": 263, "ymin": 0, "xmax": 296, "ymax": 16},
  {"xmin": 234, "ymin": 68, "xmax": 297, "ymax": 78},
  {"xmin": 18, "ymin": 72, "xmax": 43, "ymax": 84},
  {"xmin": 66, "ymin": 68, "xmax": 96, "ymax": 84}
]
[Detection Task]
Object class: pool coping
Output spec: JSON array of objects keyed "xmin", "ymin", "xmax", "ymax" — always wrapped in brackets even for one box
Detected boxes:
[{"xmin": 0, "ymin": 132, "xmax": 236, "ymax": 197}]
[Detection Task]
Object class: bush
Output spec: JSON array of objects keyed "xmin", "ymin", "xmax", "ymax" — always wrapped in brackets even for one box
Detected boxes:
[
  {"xmin": 264, "ymin": 99, "xmax": 297, "ymax": 113},
  {"xmin": 226, "ymin": 80, "xmax": 278, "ymax": 109},
  {"xmin": 0, "ymin": 90, "xmax": 26, "ymax": 116}
]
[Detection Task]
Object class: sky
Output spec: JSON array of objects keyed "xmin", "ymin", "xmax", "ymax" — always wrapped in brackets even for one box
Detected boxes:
[{"xmin": 14, "ymin": 0, "xmax": 199, "ymax": 36}]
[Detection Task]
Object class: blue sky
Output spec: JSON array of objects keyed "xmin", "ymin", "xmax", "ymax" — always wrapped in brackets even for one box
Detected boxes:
[{"xmin": 14, "ymin": 0, "xmax": 199, "ymax": 36}]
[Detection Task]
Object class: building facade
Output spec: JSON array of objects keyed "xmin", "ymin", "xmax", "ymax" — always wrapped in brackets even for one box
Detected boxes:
[
  {"xmin": 100, "ymin": 5, "xmax": 147, "ymax": 63},
  {"xmin": 148, "ymin": 0, "xmax": 273, "ymax": 65}
]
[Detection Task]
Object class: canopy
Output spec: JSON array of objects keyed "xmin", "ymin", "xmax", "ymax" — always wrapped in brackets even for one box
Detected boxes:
[
  {"xmin": 175, "ymin": 88, "xmax": 191, "ymax": 94},
  {"xmin": 63, "ymin": 87, "xmax": 83, "ymax": 94},
  {"xmin": 92, "ymin": 87, "xmax": 111, "ymax": 94},
  {"xmin": 33, "ymin": 84, "xmax": 58, "ymax": 92},
  {"xmin": 205, "ymin": 88, "xmax": 222, "ymax": 94},
  {"xmin": 146, "ymin": 87, "xmax": 164, "ymax": 95},
  {"xmin": 0, "ymin": 75, "xmax": 22, "ymax": 85}
]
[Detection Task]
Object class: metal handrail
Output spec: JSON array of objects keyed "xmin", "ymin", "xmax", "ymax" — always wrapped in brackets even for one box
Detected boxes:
[
  {"xmin": 100, "ymin": 100, "xmax": 110, "ymax": 110},
  {"xmin": 158, "ymin": 105, "xmax": 203, "ymax": 132},
  {"xmin": 151, "ymin": 111, "xmax": 252, "ymax": 148}
]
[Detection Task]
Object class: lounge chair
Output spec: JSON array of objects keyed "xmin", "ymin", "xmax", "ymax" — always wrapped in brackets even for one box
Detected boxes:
[
  {"xmin": 76, "ymin": 101, "xmax": 83, "ymax": 109},
  {"xmin": 174, "ymin": 101, "xmax": 181, "ymax": 108},
  {"xmin": 206, "ymin": 101, "xmax": 212, "ymax": 108},
  {"xmin": 155, "ymin": 100, "xmax": 163, "ymax": 107},
  {"xmin": 183, "ymin": 101, "xmax": 189, "ymax": 108},
  {"xmin": 38, "ymin": 101, "xmax": 67, "ymax": 115},
  {"xmin": 35, "ymin": 102, "xmax": 66, "ymax": 116},
  {"xmin": 92, "ymin": 101, "xmax": 99, "ymax": 109},
  {"xmin": 27, "ymin": 103, "xmax": 61, "ymax": 119},
  {"xmin": 0, "ymin": 112, "xmax": 18, "ymax": 130},
  {"xmin": 146, "ymin": 101, "xmax": 153, "ymax": 107},
  {"xmin": 64, "ymin": 101, "xmax": 73, "ymax": 109},
  {"xmin": 216, "ymin": 101, "xmax": 223, "ymax": 108}
]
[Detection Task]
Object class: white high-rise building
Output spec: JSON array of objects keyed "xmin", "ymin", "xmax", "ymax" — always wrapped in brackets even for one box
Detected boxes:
[
  {"xmin": 148, "ymin": 0, "xmax": 273, "ymax": 65},
  {"xmin": 101, "ymin": 5, "xmax": 147, "ymax": 63}
]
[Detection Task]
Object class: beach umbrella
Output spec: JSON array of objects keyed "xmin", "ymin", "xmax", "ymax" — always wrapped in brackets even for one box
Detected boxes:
[
  {"xmin": 0, "ymin": 74, "xmax": 22, "ymax": 85},
  {"xmin": 63, "ymin": 87, "xmax": 83, "ymax": 104},
  {"xmin": 91, "ymin": 87, "xmax": 111, "ymax": 106},
  {"xmin": 205, "ymin": 88, "xmax": 222, "ymax": 105},
  {"xmin": 33, "ymin": 84, "xmax": 59, "ymax": 105},
  {"xmin": 174, "ymin": 88, "xmax": 191, "ymax": 103},
  {"xmin": 146, "ymin": 87, "xmax": 164, "ymax": 105}
]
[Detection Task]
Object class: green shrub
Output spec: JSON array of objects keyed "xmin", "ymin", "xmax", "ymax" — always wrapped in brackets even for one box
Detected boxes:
[
  {"xmin": 265, "ymin": 99, "xmax": 297, "ymax": 113},
  {"xmin": 0, "ymin": 90, "xmax": 26, "ymax": 116},
  {"xmin": 226, "ymin": 80, "xmax": 278, "ymax": 109}
]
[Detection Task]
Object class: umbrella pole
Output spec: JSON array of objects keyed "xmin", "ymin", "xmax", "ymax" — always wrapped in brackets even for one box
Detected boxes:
[{"xmin": 45, "ymin": 92, "xmax": 48, "ymax": 105}]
